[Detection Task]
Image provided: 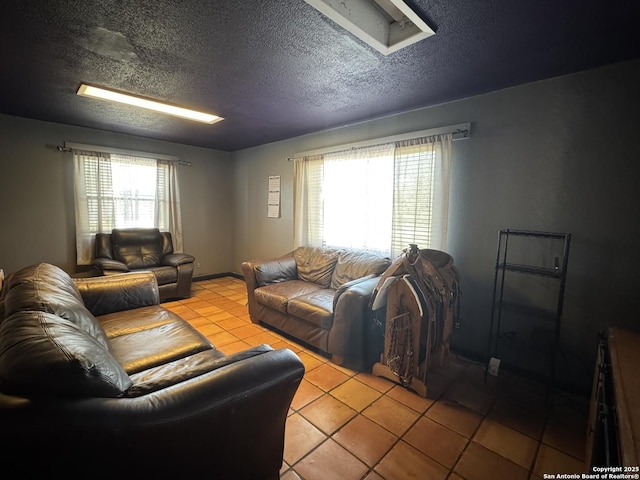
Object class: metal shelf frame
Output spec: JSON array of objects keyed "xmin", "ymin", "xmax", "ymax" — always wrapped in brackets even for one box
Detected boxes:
[{"xmin": 486, "ymin": 228, "xmax": 571, "ymax": 391}]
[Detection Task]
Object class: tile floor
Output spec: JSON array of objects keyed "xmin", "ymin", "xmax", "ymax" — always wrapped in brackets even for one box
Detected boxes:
[{"xmin": 164, "ymin": 277, "xmax": 591, "ymax": 480}]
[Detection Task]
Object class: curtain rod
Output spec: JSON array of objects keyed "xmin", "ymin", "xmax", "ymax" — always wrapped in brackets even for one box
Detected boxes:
[
  {"xmin": 287, "ymin": 122, "xmax": 471, "ymax": 161},
  {"xmin": 56, "ymin": 142, "xmax": 191, "ymax": 166}
]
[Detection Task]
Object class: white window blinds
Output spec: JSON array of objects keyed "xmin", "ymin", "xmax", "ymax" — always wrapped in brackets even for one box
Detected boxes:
[{"xmin": 392, "ymin": 134, "xmax": 452, "ymax": 254}]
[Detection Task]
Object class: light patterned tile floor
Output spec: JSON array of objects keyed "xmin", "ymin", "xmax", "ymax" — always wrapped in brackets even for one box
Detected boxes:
[{"xmin": 165, "ymin": 277, "xmax": 591, "ymax": 480}]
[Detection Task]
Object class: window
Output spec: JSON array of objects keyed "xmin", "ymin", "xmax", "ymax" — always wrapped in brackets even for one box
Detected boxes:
[
  {"xmin": 293, "ymin": 132, "xmax": 452, "ymax": 258},
  {"xmin": 73, "ymin": 148, "xmax": 183, "ymax": 265},
  {"xmin": 322, "ymin": 143, "xmax": 394, "ymax": 252}
]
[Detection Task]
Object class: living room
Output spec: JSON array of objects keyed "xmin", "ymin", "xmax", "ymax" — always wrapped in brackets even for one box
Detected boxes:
[
  {"xmin": 1, "ymin": 1, "xmax": 640, "ymax": 478},
  {"xmin": 3, "ymin": 57, "xmax": 640, "ymax": 391}
]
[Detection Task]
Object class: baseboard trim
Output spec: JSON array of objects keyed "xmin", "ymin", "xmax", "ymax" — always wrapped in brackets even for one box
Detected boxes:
[{"xmin": 193, "ymin": 272, "xmax": 244, "ymax": 282}]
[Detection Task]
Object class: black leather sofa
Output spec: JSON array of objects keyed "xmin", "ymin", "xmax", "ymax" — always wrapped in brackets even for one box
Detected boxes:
[
  {"xmin": 93, "ymin": 227, "xmax": 195, "ymax": 301},
  {"xmin": 0, "ymin": 263, "xmax": 304, "ymax": 479}
]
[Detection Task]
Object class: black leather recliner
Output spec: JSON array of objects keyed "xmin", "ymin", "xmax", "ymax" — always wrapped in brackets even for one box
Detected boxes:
[{"xmin": 93, "ymin": 227, "xmax": 195, "ymax": 301}]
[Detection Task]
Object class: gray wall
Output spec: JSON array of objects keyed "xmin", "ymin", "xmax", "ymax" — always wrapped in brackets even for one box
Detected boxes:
[
  {"xmin": 232, "ymin": 59, "xmax": 640, "ymax": 392},
  {"xmin": 1, "ymin": 59, "xmax": 639, "ymax": 392},
  {"xmin": 0, "ymin": 115, "xmax": 234, "ymax": 277}
]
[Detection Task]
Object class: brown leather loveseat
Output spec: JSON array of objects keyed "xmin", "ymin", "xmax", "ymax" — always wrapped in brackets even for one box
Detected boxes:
[
  {"xmin": 0, "ymin": 263, "xmax": 304, "ymax": 479},
  {"xmin": 242, "ymin": 246, "xmax": 391, "ymax": 369},
  {"xmin": 93, "ymin": 227, "xmax": 195, "ymax": 301}
]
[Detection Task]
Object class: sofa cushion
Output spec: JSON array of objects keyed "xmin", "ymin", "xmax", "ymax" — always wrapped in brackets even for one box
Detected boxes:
[
  {"xmin": 112, "ymin": 228, "xmax": 164, "ymax": 269},
  {"xmin": 126, "ymin": 345, "xmax": 272, "ymax": 397},
  {"xmin": 330, "ymin": 250, "xmax": 391, "ymax": 289},
  {"xmin": 294, "ymin": 247, "xmax": 340, "ymax": 288},
  {"xmin": 287, "ymin": 289, "xmax": 335, "ymax": 329},
  {"xmin": 254, "ymin": 280, "xmax": 325, "ymax": 313},
  {"xmin": 2, "ymin": 263, "xmax": 111, "ymax": 350},
  {"xmin": 98, "ymin": 305, "xmax": 179, "ymax": 338},
  {"xmin": 0, "ymin": 310, "xmax": 132, "ymax": 397},
  {"xmin": 107, "ymin": 319, "xmax": 214, "ymax": 375}
]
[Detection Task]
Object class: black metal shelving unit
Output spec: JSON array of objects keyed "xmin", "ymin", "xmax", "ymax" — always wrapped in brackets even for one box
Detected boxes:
[{"xmin": 485, "ymin": 229, "xmax": 571, "ymax": 395}]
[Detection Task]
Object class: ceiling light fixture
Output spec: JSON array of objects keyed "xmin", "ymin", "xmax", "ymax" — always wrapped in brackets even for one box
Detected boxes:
[
  {"xmin": 304, "ymin": 0, "xmax": 435, "ymax": 55},
  {"xmin": 76, "ymin": 84, "xmax": 224, "ymax": 124}
]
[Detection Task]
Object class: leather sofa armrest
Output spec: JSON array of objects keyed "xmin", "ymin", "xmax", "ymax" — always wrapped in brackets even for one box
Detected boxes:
[
  {"xmin": 93, "ymin": 257, "xmax": 129, "ymax": 272},
  {"xmin": 329, "ymin": 275, "xmax": 381, "ymax": 368},
  {"xmin": 162, "ymin": 253, "xmax": 195, "ymax": 267},
  {"xmin": 0, "ymin": 348, "xmax": 305, "ymax": 478},
  {"xmin": 241, "ymin": 261, "xmax": 258, "ymax": 290},
  {"xmin": 333, "ymin": 274, "xmax": 376, "ymax": 309},
  {"xmin": 241, "ymin": 260, "xmax": 261, "ymax": 323},
  {"xmin": 242, "ymin": 252, "xmax": 296, "ymax": 324},
  {"xmin": 73, "ymin": 272, "xmax": 160, "ymax": 316},
  {"xmin": 248, "ymin": 253, "xmax": 297, "ymax": 287}
]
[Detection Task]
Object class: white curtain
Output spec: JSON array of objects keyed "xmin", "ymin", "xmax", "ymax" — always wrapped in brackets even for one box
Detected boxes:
[
  {"xmin": 392, "ymin": 133, "xmax": 452, "ymax": 255},
  {"xmin": 322, "ymin": 144, "xmax": 394, "ymax": 253},
  {"xmin": 156, "ymin": 159, "xmax": 184, "ymax": 253},
  {"xmin": 74, "ymin": 150, "xmax": 184, "ymax": 265},
  {"xmin": 293, "ymin": 154, "xmax": 324, "ymax": 248},
  {"xmin": 293, "ymin": 133, "xmax": 453, "ymax": 257}
]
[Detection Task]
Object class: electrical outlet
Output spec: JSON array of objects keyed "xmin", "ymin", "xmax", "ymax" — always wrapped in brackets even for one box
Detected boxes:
[
  {"xmin": 488, "ymin": 357, "xmax": 501, "ymax": 376},
  {"xmin": 196, "ymin": 262, "xmax": 201, "ymax": 269}
]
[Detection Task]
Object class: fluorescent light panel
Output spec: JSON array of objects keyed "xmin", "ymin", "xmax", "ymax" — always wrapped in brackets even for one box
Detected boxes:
[
  {"xmin": 77, "ymin": 84, "xmax": 223, "ymax": 124},
  {"xmin": 304, "ymin": 0, "xmax": 435, "ymax": 55}
]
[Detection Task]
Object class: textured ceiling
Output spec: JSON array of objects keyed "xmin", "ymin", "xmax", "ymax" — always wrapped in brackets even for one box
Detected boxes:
[{"xmin": 1, "ymin": 0, "xmax": 639, "ymax": 152}]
